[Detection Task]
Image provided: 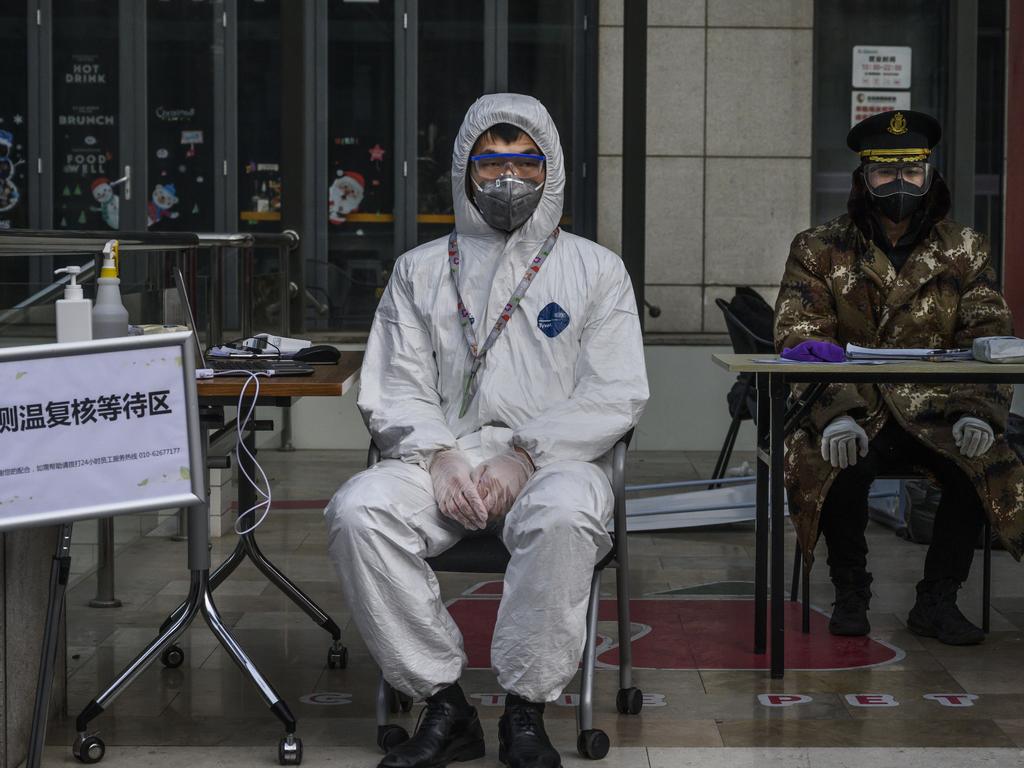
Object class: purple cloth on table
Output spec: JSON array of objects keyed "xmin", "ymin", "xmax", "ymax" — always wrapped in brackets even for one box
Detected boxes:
[{"xmin": 781, "ymin": 340, "xmax": 845, "ymax": 363}]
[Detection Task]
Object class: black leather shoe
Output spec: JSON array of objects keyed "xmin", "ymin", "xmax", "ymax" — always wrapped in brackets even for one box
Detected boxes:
[
  {"xmin": 378, "ymin": 701, "xmax": 485, "ymax": 768},
  {"xmin": 498, "ymin": 697, "xmax": 561, "ymax": 768},
  {"xmin": 829, "ymin": 568, "xmax": 873, "ymax": 637},
  {"xmin": 907, "ymin": 579, "xmax": 985, "ymax": 646}
]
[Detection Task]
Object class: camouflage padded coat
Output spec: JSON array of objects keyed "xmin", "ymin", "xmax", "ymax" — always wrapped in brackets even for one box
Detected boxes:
[{"xmin": 774, "ymin": 206, "xmax": 1024, "ymax": 567}]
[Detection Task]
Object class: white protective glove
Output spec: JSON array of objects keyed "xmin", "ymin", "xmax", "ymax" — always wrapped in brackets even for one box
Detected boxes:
[
  {"xmin": 470, "ymin": 449, "xmax": 535, "ymax": 521},
  {"xmin": 428, "ymin": 450, "xmax": 489, "ymax": 530},
  {"xmin": 820, "ymin": 415, "xmax": 869, "ymax": 469},
  {"xmin": 953, "ymin": 416, "xmax": 994, "ymax": 459}
]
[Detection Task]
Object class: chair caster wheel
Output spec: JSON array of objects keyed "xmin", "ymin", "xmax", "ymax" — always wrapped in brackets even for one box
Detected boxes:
[
  {"xmin": 377, "ymin": 724, "xmax": 409, "ymax": 753},
  {"xmin": 577, "ymin": 729, "xmax": 609, "ymax": 760},
  {"xmin": 326, "ymin": 644, "xmax": 347, "ymax": 670},
  {"xmin": 616, "ymin": 687, "xmax": 643, "ymax": 715},
  {"xmin": 73, "ymin": 734, "xmax": 106, "ymax": 764},
  {"xmin": 160, "ymin": 644, "xmax": 184, "ymax": 669},
  {"xmin": 278, "ymin": 736, "xmax": 302, "ymax": 765}
]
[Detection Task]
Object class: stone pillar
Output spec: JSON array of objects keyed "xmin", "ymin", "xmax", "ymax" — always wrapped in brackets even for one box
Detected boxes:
[{"xmin": 1, "ymin": 526, "xmax": 67, "ymax": 768}]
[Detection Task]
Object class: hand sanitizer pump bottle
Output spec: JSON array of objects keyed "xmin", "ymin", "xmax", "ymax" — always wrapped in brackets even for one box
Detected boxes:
[
  {"xmin": 54, "ymin": 265, "xmax": 93, "ymax": 343},
  {"xmin": 92, "ymin": 239, "xmax": 130, "ymax": 339}
]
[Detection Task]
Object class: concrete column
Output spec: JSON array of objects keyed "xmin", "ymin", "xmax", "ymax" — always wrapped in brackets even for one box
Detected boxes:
[{"xmin": 1, "ymin": 526, "xmax": 67, "ymax": 768}]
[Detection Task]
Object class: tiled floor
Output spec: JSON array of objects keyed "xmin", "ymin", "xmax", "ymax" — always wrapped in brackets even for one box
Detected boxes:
[{"xmin": 46, "ymin": 449, "xmax": 1024, "ymax": 767}]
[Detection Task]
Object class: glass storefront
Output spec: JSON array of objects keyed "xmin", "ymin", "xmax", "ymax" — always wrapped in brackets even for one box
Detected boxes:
[{"xmin": 5, "ymin": 0, "xmax": 591, "ymax": 333}]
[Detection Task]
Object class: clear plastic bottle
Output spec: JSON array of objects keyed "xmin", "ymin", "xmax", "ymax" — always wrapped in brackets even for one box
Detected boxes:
[{"xmin": 92, "ymin": 239, "xmax": 130, "ymax": 339}]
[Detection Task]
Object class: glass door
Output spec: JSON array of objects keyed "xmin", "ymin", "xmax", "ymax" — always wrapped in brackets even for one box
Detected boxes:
[
  {"xmin": 326, "ymin": 0, "xmax": 396, "ymax": 330},
  {"xmin": 812, "ymin": 0, "xmax": 951, "ymax": 224},
  {"xmin": 416, "ymin": 0, "xmax": 485, "ymax": 245},
  {"xmin": 238, "ymin": 0, "xmax": 282, "ymax": 233},
  {"xmin": 52, "ymin": 0, "xmax": 126, "ymax": 231},
  {"xmin": 0, "ymin": 0, "xmax": 29, "ymax": 232},
  {"xmin": 508, "ymin": 0, "xmax": 576, "ymax": 230},
  {"xmin": 146, "ymin": 0, "xmax": 216, "ymax": 232}
]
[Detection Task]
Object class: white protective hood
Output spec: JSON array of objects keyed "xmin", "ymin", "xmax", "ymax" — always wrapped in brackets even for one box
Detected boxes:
[
  {"xmin": 358, "ymin": 93, "xmax": 649, "ymax": 468},
  {"xmin": 451, "ymin": 92, "xmax": 565, "ymax": 241}
]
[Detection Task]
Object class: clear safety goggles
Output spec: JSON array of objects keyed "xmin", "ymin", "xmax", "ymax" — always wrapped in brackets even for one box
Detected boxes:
[
  {"xmin": 863, "ymin": 161, "xmax": 935, "ymax": 197},
  {"xmin": 469, "ymin": 153, "xmax": 546, "ymax": 181}
]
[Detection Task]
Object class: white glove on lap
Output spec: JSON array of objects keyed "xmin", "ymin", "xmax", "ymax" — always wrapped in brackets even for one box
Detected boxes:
[
  {"xmin": 428, "ymin": 450, "xmax": 488, "ymax": 530},
  {"xmin": 471, "ymin": 449, "xmax": 535, "ymax": 521},
  {"xmin": 820, "ymin": 415, "xmax": 869, "ymax": 469},
  {"xmin": 953, "ymin": 416, "xmax": 994, "ymax": 459}
]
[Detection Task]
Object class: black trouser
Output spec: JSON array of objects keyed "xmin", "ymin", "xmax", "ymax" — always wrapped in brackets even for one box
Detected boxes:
[{"xmin": 819, "ymin": 419, "xmax": 986, "ymax": 584}]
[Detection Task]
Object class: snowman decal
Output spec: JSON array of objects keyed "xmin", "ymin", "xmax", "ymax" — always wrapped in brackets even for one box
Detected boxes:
[
  {"xmin": 147, "ymin": 182, "xmax": 180, "ymax": 226},
  {"xmin": 328, "ymin": 171, "xmax": 365, "ymax": 225},
  {"xmin": 0, "ymin": 129, "xmax": 23, "ymax": 214},
  {"xmin": 90, "ymin": 177, "xmax": 120, "ymax": 229}
]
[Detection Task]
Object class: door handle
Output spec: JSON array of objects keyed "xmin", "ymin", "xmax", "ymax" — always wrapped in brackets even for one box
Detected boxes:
[{"xmin": 110, "ymin": 165, "xmax": 131, "ymax": 201}]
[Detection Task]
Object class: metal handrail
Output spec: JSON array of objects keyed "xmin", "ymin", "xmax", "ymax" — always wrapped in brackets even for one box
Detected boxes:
[
  {"xmin": 0, "ymin": 230, "xmax": 302, "ymax": 342},
  {"xmin": 0, "ymin": 231, "xmax": 201, "ymax": 333},
  {"xmin": 0, "ymin": 230, "xmax": 200, "ymax": 253}
]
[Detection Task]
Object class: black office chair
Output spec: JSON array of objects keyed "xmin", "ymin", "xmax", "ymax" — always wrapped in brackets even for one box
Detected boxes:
[
  {"xmin": 369, "ymin": 435, "xmax": 640, "ymax": 761},
  {"xmin": 713, "ymin": 290, "xmax": 775, "ymax": 483}
]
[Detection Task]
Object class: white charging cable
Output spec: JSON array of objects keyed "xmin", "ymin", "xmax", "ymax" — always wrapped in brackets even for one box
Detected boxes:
[
  {"xmin": 207, "ymin": 370, "xmax": 275, "ymax": 536},
  {"xmin": 234, "ymin": 371, "xmax": 273, "ymax": 536}
]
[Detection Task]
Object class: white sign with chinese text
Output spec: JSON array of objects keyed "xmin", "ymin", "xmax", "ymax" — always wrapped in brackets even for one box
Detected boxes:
[
  {"xmin": 851, "ymin": 90, "xmax": 912, "ymax": 127},
  {"xmin": 0, "ymin": 333, "xmax": 203, "ymax": 531},
  {"xmin": 852, "ymin": 46, "xmax": 912, "ymax": 89}
]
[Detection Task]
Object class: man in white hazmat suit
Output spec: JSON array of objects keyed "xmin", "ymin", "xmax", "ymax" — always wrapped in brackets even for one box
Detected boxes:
[{"xmin": 325, "ymin": 94, "xmax": 648, "ymax": 768}]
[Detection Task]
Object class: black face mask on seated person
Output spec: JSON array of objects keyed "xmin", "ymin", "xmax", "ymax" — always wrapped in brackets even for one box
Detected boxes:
[
  {"xmin": 472, "ymin": 175, "xmax": 545, "ymax": 232},
  {"xmin": 868, "ymin": 180, "xmax": 925, "ymax": 224}
]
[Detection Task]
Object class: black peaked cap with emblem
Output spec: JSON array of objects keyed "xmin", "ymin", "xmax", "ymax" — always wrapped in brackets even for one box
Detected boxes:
[{"xmin": 846, "ymin": 109, "xmax": 941, "ymax": 163}]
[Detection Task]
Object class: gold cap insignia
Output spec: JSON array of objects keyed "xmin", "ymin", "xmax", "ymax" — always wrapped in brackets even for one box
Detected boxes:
[{"xmin": 887, "ymin": 112, "xmax": 908, "ymax": 136}]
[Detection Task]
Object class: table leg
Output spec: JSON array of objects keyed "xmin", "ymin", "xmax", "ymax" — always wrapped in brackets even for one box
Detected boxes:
[
  {"xmin": 236, "ymin": 429, "xmax": 344, "ymax": 648},
  {"xmin": 770, "ymin": 372, "xmax": 787, "ymax": 679},
  {"xmin": 754, "ymin": 372, "xmax": 769, "ymax": 655}
]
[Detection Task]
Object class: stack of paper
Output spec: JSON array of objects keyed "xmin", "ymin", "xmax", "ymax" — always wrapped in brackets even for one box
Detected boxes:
[{"xmin": 845, "ymin": 343, "xmax": 973, "ymax": 361}]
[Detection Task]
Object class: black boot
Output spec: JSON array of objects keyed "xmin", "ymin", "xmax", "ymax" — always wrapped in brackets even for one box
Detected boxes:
[
  {"xmin": 498, "ymin": 694, "xmax": 561, "ymax": 768},
  {"xmin": 907, "ymin": 579, "xmax": 985, "ymax": 646},
  {"xmin": 379, "ymin": 686, "xmax": 485, "ymax": 768},
  {"xmin": 828, "ymin": 568, "xmax": 873, "ymax": 636}
]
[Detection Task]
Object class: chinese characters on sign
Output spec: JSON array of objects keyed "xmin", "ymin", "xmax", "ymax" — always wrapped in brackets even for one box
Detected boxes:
[
  {"xmin": 0, "ymin": 390, "xmax": 173, "ymax": 435},
  {"xmin": 852, "ymin": 46, "xmax": 912, "ymax": 89},
  {"xmin": 850, "ymin": 91, "xmax": 912, "ymax": 128},
  {"xmin": 850, "ymin": 46, "xmax": 912, "ymax": 127},
  {"xmin": 0, "ymin": 340, "xmax": 199, "ymax": 532}
]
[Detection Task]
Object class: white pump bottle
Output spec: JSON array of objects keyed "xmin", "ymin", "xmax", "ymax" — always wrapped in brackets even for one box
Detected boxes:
[{"xmin": 54, "ymin": 265, "xmax": 93, "ymax": 343}]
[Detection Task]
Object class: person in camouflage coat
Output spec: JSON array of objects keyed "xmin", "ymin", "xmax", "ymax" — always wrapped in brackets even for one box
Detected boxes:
[{"xmin": 774, "ymin": 110, "xmax": 1024, "ymax": 646}]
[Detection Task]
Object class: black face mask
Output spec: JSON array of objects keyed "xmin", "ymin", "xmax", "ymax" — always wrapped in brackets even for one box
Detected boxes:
[{"xmin": 868, "ymin": 181, "xmax": 925, "ymax": 223}]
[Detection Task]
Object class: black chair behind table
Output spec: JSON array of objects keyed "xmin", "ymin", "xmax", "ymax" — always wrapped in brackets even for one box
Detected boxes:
[
  {"xmin": 712, "ymin": 289, "xmax": 776, "ymax": 484},
  {"xmin": 368, "ymin": 435, "xmax": 640, "ymax": 761}
]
